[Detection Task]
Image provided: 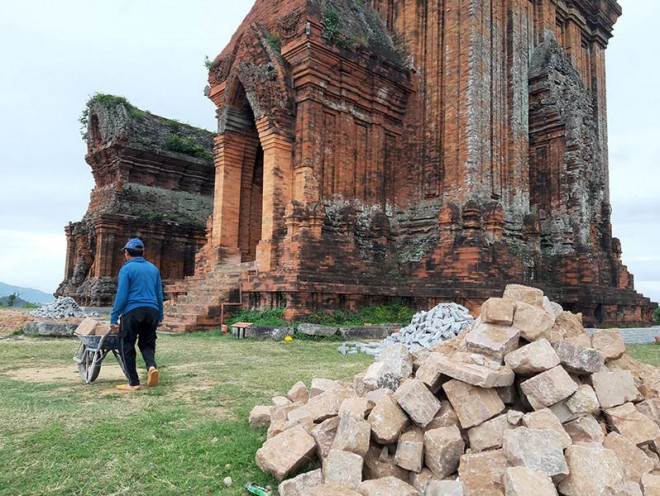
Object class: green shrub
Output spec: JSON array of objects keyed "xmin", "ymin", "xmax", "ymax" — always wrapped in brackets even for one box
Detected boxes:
[
  {"xmin": 79, "ymin": 93, "xmax": 147, "ymax": 140},
  {"xmin": 225, "ymin": 307, "xmax": 288, "ymax": 328},
  {"xmin": 164, "ymin": 134, "xmax": 213, "ymax": 162},
  {"xmin": 654, "ymin": 306, "xmax": 660, "ymax": 324}
]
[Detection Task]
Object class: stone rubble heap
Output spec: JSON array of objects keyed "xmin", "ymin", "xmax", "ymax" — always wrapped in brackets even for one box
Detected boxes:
[
  {"xmin": 248, "ymin": 284, "xmax": 660, "ymax": 496},
  {"xmin": 339, "ymin": 303, "xmax": 474, "ymax": 357},
  {"xmin": 28, "ymin": 297, "xmax": 98, "ymax": 319}
]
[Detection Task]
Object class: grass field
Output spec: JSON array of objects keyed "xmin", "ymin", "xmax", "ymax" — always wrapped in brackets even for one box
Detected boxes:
[
  {"xmin": 0, "ymin": 332, "xmax": 657, "ymax": 495},
  {"xmin": 0, "ymin": 332, "xmax": 371, "ymax": 495}
]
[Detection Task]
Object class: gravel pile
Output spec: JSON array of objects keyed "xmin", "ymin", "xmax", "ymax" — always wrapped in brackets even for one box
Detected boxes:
[
  {"xmin": 28, "ymin": 297, "xmax": 99, "ymax": 319},
  {"xmin": 339, "ymin": 303, "xmax": 474, "ymax": 357}
]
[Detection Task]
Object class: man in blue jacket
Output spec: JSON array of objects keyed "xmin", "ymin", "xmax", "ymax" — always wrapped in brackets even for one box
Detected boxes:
[{"xmin": 110, "ymin": 238, "xmax": 163, "ymax": 392}]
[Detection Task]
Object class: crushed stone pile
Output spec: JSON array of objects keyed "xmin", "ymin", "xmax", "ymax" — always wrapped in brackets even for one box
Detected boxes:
[
  {"xmin": 339, "ymin": 303, "xmax": 474, "ymax": 357},
  {"xmin": 28, "ymin": 297, "xmax": 98, "ymax": 319},
  {"xmin": 248, "ymin": 284, "xmax": 660, "ymax": 496}
]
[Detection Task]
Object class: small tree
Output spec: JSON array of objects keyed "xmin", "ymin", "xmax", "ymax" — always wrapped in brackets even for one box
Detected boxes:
[{"xmin": 6, "ymin": 292, "xmax": 19, "ymax": 307}]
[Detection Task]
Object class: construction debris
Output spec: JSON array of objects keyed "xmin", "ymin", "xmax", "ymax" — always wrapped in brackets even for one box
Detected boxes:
[
  {"xmin": 28, "ymin": 297, "xmax": 98, "ymax": 319},
  {"xmin": 338, "ymin": 303, "xmax": 474, "ymax": 357},
  {"xmin": 249, "ymin": 285, "xmax": 660, "ymax": 495}
]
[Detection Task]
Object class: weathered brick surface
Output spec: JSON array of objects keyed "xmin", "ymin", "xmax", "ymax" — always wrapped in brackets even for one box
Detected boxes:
[
  {"xmin": 59, "ymin": 98, "xmax": 213, "ymax": 307},
  {"xmin": 94, "ymin": 0, "xmax": 656, "ymax": 332}
]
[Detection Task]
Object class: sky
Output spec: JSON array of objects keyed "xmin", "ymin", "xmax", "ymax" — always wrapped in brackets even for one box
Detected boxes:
[{"xmin": 0, "ymin": 1, "xmax": 658, "ymax": 305}]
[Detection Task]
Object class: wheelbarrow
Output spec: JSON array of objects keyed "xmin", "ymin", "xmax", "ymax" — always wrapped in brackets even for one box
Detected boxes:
[{"xmin": 73, "ymin": 325, "xmax": 126, "ymax": 383}]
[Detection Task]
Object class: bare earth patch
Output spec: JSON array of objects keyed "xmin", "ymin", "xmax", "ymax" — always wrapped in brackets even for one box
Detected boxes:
[
  {"xmin": 0, "ymin": 309, "xmax": 35, "ymax": 334},
  {"xmin": 4, "ymin": 363, "xmax": 126, "ymax": 384}
]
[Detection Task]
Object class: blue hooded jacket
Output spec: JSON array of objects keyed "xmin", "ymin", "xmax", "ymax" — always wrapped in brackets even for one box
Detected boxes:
[{"xmin": 110, "ymin": 257, "xmax": 164, "ymax": 324}]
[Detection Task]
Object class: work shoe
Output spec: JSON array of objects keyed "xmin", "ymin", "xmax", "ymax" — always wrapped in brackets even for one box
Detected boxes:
[
  {"xmin": 116, "ymin": 384, "xmax": 141, "ymax": 392},
  {"xmin": 147, "ymin": 367, "xmax": 159, "ymax": 387}
]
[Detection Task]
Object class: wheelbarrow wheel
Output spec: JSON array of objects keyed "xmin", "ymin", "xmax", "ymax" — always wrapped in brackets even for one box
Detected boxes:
[{"xmin": 77, "ymin": 346, "xmax": 102, "ymax": 383}]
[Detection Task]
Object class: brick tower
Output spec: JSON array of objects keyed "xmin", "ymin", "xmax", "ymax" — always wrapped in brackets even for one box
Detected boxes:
[{"xmin": 163, "ymin": 0, "xmax": 655, "ymax": 330}]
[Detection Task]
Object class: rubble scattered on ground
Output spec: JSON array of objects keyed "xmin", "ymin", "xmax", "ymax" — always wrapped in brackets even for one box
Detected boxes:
[
  {"xmin": 28, "ymin": 297, "xmax": 98, "ymax": 319},
  {"xmin": 249, "ymin": 284, "xmax": 660, "ymax": 495},
  {"xmin": 338, "ymin": 303, "xmax": 474, "ymax": 357}
]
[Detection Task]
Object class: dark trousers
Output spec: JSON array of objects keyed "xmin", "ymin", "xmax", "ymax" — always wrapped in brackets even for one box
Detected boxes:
[{"xmin": 118, "ymin": 307, "xmax": 158, "ymax": 386}]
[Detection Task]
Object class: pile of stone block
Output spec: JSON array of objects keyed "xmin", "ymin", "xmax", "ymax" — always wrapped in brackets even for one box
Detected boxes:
[
  {"xmin": 248, "ymin": 284, "xmax": 660, "ymax": 495},
  {"xmin": 339, "ymin": 303, "xmax": 474, "ymax": 357},
  {"xmin": 29, "ymin": 297, "xmax": 97, "ymax": 319}
]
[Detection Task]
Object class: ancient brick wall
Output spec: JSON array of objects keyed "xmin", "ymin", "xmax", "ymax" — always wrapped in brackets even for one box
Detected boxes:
[
  {"xmin": 163, "ymin": 0, "xmax": 655, "ymax": 329},
  {"xmin": 57, "ymin": 96, "xmax": 215, "ymax": 306}
]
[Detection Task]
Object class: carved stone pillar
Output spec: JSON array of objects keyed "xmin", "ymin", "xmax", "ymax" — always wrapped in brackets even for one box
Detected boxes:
[{"xmin": 255, "ymin": 118, "xmax": 292, "ymax": 271}]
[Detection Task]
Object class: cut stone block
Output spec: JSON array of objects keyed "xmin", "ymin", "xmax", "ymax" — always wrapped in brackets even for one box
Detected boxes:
[
  {"xmin": 519, "ymin": 366, "xmax": 578, "ymax": 410},
  {"xmin": 376, "ymin": 343, "xmax": 414, "ymax": 380},
  {"xmin": 503, "ymin": 284, "xmax": 544, "ymax": 307},
  {"xmin": 310, "ymin": 378, "xmax": 343, "ymax": 398},
  {"xmin": 287, "ymin": 381, "xmax": 309, "ymax": 404},
  {"xmin": 546, "ymin": 311, "xmax": 585, "ymax": 344},
  {"xmin": 465, "ymin": 322, "xmax": 520, "ymax": 361},
  {"xmin": 591, "ymin": 328, "xmax": 627, "ymax": 361},
  {"xmin": 636, "ymin": 398, "xmax": 660, "ymax": 427},
  {"xmin": 503, "ymin": 428, "xmax": 568, "ymax": 482},
  {"xmin": 512, "ymin": 301, "xmax": 555, "ymax": 341},
  {"xmin": 563, "ymin": 415, "xmax": 605, "ymax": 444},
  {"xmin": 642, "ymin": 474, "xmax": 660, "ymax": 496},
  {"xmin": 311, "ymin": 416, "xmax": 340, "ymax": 460},
  {"xmin": 256, "ymin": 425, "xmax": 317, "ymax": 481},
  {"xmin": 323, "ymin": 449, "xmax": 364, "ymax": 490},
  {"xmin": 558, "ymin": 444, "xmax": 624, "ymax": 496},
  {"xmin": 605, "ymin": 402, "xmax": 660, "ymax": 445},
  {"xmin": 565, "ymin": 384, "xmax": 600, "ymax": 414},
  {"xmin": 306, "ymin": 484, "xmax": 361, "ymax": 496},
  {"xmin": 339, "ymin": 397, "xmax": 374, "ymax": 420},
  {"xmin": 426, "ymin": 480, "xmax": 464, "ymax": 496},
  {"xmin": 592, "ymin": 370, "xmax": 642, "ymax": 409},
  {"xmin": 368, "ymin": 394, "xmax": 410, "ymax": 444},
  {"xmin": 480, "ymin": 297, "xmax": 516, "ymax": 326},
  {"xmin": 467, "ymin": 413, "xmax": 516, "ymax": 452},
  {"xmin": 283, "ymin": 406, "xmax": 314, "ymax": 433},
  {"xmin": 332, "ymin": 414, "xmax": 371, "ymax": 457},
  {"xmin": 363, "ymin": 445, "xmax": 410, "ymax": 481},
  {"xmin": 553, "ymin": 340, "xmax": 604, "ymax": 374},
  {"xmin": 548, "ymin": 400, "xmax": 580, "ymax": 424},
  {"xmin": 443, "ymin": 379, "xmax": 505, "ymax": 428},
  {"xmin": 364, "ymin": 387, "xmax": 392, "ymax": 404},
  {"xmin": 415, "ymin": 352, "xmax": 446, "ymax": 391},
  {"xmin": 604, "ymin": 432, "xmax": 654, "ymax": 483},
  {"xmin": 394, "ymin": 427, "xmax": 424, "ymax": 473},
  {"xmin": 363, "ymin": 361, "xmax": 401, "ymax": 392},
  {"xmin": 358, "ymin": 476, "xmax": 421, "ymax": 496},
  {"xmin": 503, "ymin": 467, "xmax": 557, "ymax": 496},
  {"xmin": 426, "ymin": 400, "xmax": 460, "ymax": 430},
  {"xmin": 307, "ymin": 387, "xmax": 355, "ymax": 423},
  {"xmin": 612, "ymin": 481, "xmax": 644, "ymax": 496},
  {"xmin": 299, "ymin": 323, "xmax": 337, "ymax": 337},
  {"xmin": 424, "ymin": 425, "xmax": 465, "ymax": 479},
  {"xmin": 278, "ymin": 468, "xmax": 322, "ymax": 496},
  {"xmin": 425, "ymin": 352, "xmax": 515, "ymax": 388},
  {"xmin": 273, "ymin": 395, "xmax": 293, "ymax": 407},
  {"xmin": 249, "ymin": 405, "xmax": 273, "ymax": 428},
  {"xmin": 268, "ymin": 403, "xmax": 300, "ymax": 439},
  {"xmin": 504, "ymin": 338, "xmax": 560, "ymax": 376},
  {"xmin": 409, "ymin": 468, "xmax": 441, "ymax": 494},
  {"xmin": 458, "ymin": 449, "xmax": 508, "ymax": 496},
  {"xmin": 393, "ymin": 378, "xmax": 442, "ymax": 428},
  {"xmin": 521, "ymin": 409, "xmax": 572, "ymax": 449}
]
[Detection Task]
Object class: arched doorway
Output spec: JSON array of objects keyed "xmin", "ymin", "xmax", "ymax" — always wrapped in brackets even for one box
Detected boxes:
[
  {"xmin": 238, "ymin": 143, "xmax": 263, "ymax": 262},
  {"xmin": 212, "ymin": 81, "xmax": 264, "ymax": 263}
]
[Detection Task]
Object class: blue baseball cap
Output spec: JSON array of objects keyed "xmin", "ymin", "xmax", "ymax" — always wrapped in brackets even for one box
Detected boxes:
[{"xmin": 123, "ymin": 238, "xmax": 144, "ymax": 251}]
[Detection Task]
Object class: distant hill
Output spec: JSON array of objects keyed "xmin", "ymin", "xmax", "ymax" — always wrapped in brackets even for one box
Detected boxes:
[{"xmin": 0, "ymin": 282, "xmax": 54, "ymax": 304}]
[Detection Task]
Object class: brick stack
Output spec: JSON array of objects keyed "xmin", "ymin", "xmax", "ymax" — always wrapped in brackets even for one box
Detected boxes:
[{"xmin": 248, "ymin": 285, "xmax": 660, "ymax": 495}]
